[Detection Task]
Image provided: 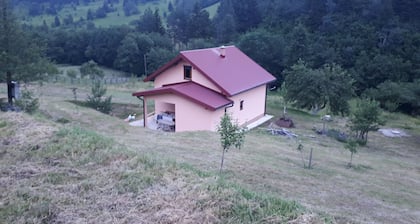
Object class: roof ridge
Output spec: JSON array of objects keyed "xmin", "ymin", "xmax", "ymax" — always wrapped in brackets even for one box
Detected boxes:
[{"xmin": 180, "ymin": 45, "xmax": 235, "ymax": 54}]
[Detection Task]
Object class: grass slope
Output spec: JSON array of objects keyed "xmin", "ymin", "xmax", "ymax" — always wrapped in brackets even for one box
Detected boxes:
[
  {"xmin": 1, "ymin": 80, "xmax": 420, "ymax": 223},
  {"xmin": 0, "ymin": 112, "xmax": 308, "ymax": 223},
  {"xmin": 20, "ymin": 0, "xmax": 219, "ymax": 28}
]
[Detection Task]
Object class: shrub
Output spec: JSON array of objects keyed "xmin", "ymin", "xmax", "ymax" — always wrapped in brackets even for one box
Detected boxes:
[
  {"xmin": 326, "ymin": 129, "xmax": 348, "ymax": 143},
  {"xmin": 348, "ymin": 98, "xmax": 385, "ymax": 144},
  {"xmin": 15, "ymin": 90, "xmax": 39, "ymax": 114},
  {"xmin": 86, "ymin": 80, "xmax": 112, "ymax": 114},
  {"xmin": 79, "ymin": 60, "xmax": 104, "ymax": 79},
  {"xmin": 66, "ymin": 69, "xmax": 78, "ymax": 79}
]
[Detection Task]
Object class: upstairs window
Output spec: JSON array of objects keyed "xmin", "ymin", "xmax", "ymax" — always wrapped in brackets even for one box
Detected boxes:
[
  {"xmin": 240, "ymin": 100, "xmax": 244, "ymax": 111},
  {"xmin": 184, "ymin": 65, "xmax": 192, "ymax": 80}
]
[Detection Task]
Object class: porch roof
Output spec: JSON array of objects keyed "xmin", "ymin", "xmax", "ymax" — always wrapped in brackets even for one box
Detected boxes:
[{"xmin": 132, "ymin": 81, "xmax": 233, "ymax": 111}]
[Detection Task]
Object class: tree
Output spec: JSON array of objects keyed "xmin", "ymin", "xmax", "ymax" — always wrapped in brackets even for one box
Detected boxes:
[
  {"xmin": 66, "ymin": 69, "xmax": 78, "ymax": 79},
  {"xmin": 146, "ymin": 47, "xmax": 176, "ymax": 76},
  {"xmin": 238, "ymin": 28, "xmax": 285, "ymax": 85},
  {"xmin": 86, "ymin": 80, "xmax": 112, "ymax": 114},
  {"xmin": 1, "ymin": 0, "xmax": 56, "ymax": 106},
  {"xmin": 305, "ymin": 0, "xmax": 327, "ymax": 29},
  {"xmin": 167, "ymin": 6, "xmax": 189, "ymax": 43},
  {"xmin": 63, "ymin": 14, "xmax": 74, "ymax": 25},
  {"xmin": 295, "ymin": 142, "xmax": 314, "ymax": 169},
  {"xmin": 279, "ymin": 82, "xmax": 288, "ymax": 117},
  {"xmin": 87, "ymin": 9, "xmax": 94, "ymax": 20},
  {"xmin": 15, "ymin": 89, "xmax": 39, "ymax": 114},
  {"xmin": 321, "ymin": 63, "xmax": 354, "ymax": 115},
  {"xmin": 85, "ymin": 26, "xmax": 131, "ymax": 67},
  {"xmin": 113, "ymin": 33, "xmax": 153, "ymax": 75},
  {"xmin": 79, "ymin": 60, "xmax": 104, "ymax": 79},
  {"xmin": 167, "ymin": 1, "xmax": 173, "ymax": 12},
  {"xmin": 354, "ymin": 52, "xmax": 412, "ymax": 92},
  {"xmin": 136, "ymin": 8, "xmax": 165, "ymax": 34},
  {"xmin": 231, "ymin": 0, "xmax": 261, "ymax": 32},
  {"xmin": 53, "ymin": 15, "xmax": 61, "ymax": 27},
  {"xmin": 187, "ymin": 3, "xmax": 213, "ymax": 39},
  {"xmin": 285, "ymin": 23, "xmax": 311, "ymax": 67},
  {"xmin": 348, "ymin": 98, "xmax": 385, "ymax": 144},
  {"xmin": 217, "ymin": 113, "xmax": 245, "ymax": 174},
  {"xmin": 344, "ymin": 140, "xmax": 358, "ymax": 168},
  {"xmin": 122, "ymin": 0, "xmax": 139, "ymax": 16},
  {"xmin": 368, "ymin": 80, "xmax": 420, "ymax": 115},
  {"xmin": 95, "ymin": 7, "xmax": 107, "ymax": 18},
  {"xmin": 284, "ymin": 60, "xmax": 353, "ymax": 115},
  {"xmin": 213, "ymin": 0, "xmax": 236, "ymax": 43}
]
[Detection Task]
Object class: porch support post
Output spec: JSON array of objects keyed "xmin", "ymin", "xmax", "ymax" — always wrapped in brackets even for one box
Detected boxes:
[
  {"xmin": 143, "ymin": 97, "xmax": 148, "ymax": 128},
  {"xmin": 137, "ymin": 96, "xmax": 147, "ymax": 128}
]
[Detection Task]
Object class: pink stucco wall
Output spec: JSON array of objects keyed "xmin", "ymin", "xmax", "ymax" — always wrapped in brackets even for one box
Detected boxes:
[
  {"xmin": 154, "ymin": 60, "xmax": 221, "ymax": 93},
  {"xmin": 156, "ymin": 101, "xmax": 175, "ymax": 114},
  {"xmin": 148, "ymin": 59, "xmax": 268, "ymax": 132},
  {"xmin": 227, "ymin": 85, "xmax": 267, "ymax": 127},
  {"xmin": 146, "ymin": 84, "xmax": 267, "ymax": 132},
  {"xmin": 147, "ymin": 94, "xmax": 225, "ymax": 132}
]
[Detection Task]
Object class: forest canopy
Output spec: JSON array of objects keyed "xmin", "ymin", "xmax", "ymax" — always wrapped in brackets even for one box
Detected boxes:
[{"xmin": 7, "ymin": 0, "xmax": 420, "ymax": 115}]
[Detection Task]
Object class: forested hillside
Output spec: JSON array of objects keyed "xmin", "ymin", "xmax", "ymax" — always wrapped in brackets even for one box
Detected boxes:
[{"xmin": 11, "ymin": 0, "xmax": 420, "ymax": 115}]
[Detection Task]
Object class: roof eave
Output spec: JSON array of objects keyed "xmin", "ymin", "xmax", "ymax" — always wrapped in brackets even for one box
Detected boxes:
[
  {"xmin": 229, "ymin": 78, "xmax": 277, "ymax": 96},
  {"xmin": 132, "ymin": 86, "xmax": 232, "ymax": 111},
  {"xmin": 172, "ymin": 89, "xmax": 232, "ymax": 111}
]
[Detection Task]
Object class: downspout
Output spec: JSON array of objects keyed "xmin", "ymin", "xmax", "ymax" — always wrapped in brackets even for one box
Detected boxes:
[
  {"xmin": 264, "ymin": 85, "xmax": 268, "ymax": 115},
  {"xmin": 224, "ymin": 102, "xmax": 234, "ymax": 113},
  {"xmin": 136, "ymin": 96, "xmax": 146, "ymax": 128},
  {"xmin": 7, "ymin": 72, "xmax": 12, "ymax": 106}
]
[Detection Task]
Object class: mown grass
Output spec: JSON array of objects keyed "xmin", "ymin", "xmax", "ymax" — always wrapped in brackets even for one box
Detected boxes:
[
  {"xmin": 0, "ymin": 112, "xmax": 306, "ymax": 223},
  {"xmin": 5, "ymin": 82, "xmax": 419, "ymax": 223}
]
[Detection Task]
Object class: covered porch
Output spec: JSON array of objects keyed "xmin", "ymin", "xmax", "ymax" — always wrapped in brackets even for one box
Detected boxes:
[
  {"xmin": 132, "ymin": 82, "xmax": 233, "ymax": 132},
  {"xmin": 131, "ymin": 99, "xmax": 176, "ymax": 132}
]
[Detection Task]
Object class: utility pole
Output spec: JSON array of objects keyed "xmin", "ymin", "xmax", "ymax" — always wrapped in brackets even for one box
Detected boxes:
[{"xmin": 143, "ymin": 54, "xmax": 147, "ymax": 76}]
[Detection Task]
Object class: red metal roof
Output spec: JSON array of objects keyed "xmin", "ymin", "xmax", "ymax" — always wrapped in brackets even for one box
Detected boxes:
[
  {"xmin": 144, "ymin": 46, "xmax": 276, "ymax": 96},
  {"xmin": 132, "ymin": 82, "xmax": 233, "ymax": 111}
]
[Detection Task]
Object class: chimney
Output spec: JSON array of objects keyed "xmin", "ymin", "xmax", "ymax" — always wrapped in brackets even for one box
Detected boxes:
[{"xmin": 219, "ymin": 46, "xmax": 226, "ymax": 58}]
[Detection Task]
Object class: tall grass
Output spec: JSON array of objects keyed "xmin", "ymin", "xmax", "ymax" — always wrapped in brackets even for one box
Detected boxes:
[{"xmin": 214, "ymin": 177, "xmax": 303, "ymax": 223}]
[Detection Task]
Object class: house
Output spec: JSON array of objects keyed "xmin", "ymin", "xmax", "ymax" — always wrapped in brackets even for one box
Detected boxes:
[{"xmin": 132, "ymin": 45, "xmax": 276, "ymax": 132}]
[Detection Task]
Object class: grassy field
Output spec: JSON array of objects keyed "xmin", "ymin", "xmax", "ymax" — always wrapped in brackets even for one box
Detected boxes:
[
  {"xmin": 21, "ymin": 0, "xmax": 219, "ymax": 28},
  {"xmin": 1, "ymin": 78, "xmax": 419, "ymax": 223}
]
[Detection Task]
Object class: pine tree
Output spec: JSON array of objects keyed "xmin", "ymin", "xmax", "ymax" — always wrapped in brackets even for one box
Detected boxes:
[{"xmin": 1, "ymin": 0, "xmax": 56, "ymax": 105}]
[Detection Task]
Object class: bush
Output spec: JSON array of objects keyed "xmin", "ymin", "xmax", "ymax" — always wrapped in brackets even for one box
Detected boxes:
[
  {"xmin": 79, "ymin": 60, "xmax": 104, "ymax": 79},
  {"xmin": 368, "ymin": 80, "xmax": 420, "ymax": 115},
  {"xmin": 15, "ymin": 90, "xmax": 39, "ymax": 114},
  {"xmin": 66, "ymin": 69, "xmax": 78, "ymax": 79},
  {"xmin": 326, "ymin": 129, "xmax": 348, "ymax": 143},
  {"xmin": 86, "ymin": 80, "xmax": 112, "ymax": 114}
]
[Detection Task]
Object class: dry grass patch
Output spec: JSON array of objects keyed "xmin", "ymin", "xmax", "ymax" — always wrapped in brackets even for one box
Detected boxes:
[
  {"xmin": 0, "ymin": 111, "xmax": 308, "ymax": 224},
  {"xmin": 7, "ymin": 82, "xmax": 419, "ymax": 223}
]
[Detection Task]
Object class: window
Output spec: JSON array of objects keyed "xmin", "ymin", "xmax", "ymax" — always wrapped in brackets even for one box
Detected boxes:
[
  {"xmin": 184, "ymin": 65, "xmax": 192, "ymax": 80},
  {"xmin": 240, "ymin": 100, "xmax": 244, "ymax": 111}
]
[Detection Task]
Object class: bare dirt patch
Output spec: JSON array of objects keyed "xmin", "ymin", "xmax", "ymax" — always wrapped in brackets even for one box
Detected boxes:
[{"xmin": 378, "ymin": 128, "xmax": 410, "ymax": 137}]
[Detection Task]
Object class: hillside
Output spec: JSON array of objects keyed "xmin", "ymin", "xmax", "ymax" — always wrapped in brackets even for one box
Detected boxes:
[
  {"xmin": 2, "ymin": 0, "xmax": 420, "ymax": 222},
  {"xmin": 14, "ymin": 0, "xmax": 220, "ymax": 27},
  {"xmin": 0, "ymin": 98, "xmax": 307, "ymax": 223},
  {"xmin": 1, "ymin": 79, "xmax": 419, "ymax": 223}
]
